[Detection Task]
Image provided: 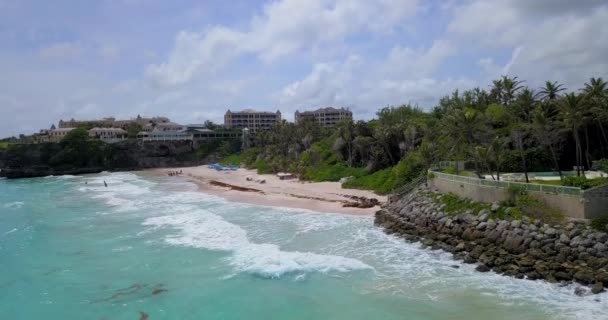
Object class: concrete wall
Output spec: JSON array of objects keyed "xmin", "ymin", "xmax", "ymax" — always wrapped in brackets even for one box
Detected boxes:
[
  {"xmin": 428, "ymin": 176, "xmax": 590, "ymax": 219},
  {"xmin": 583, "ymin": 184, "xmax": 608, "ymax": 219}
]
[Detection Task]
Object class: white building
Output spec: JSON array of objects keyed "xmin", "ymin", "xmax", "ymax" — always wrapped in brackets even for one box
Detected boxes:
[
  {"xmin": 89, "ymin": 127, "xmax": 127, "ymax": 143},
  {"xmin": 142, "ymin": 122, "xmax": 184, "ymax": 132},
  {"xmin": 48, "ymin": 128, "xmax": 75, "ymax": 142}
]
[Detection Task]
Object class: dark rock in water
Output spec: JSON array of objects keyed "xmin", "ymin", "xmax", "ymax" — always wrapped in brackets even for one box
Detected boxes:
[
  {"xmin": 463, "ymin": 255, "xmax": 476, "ymax": 264},
  {"xmin": 574, "ymin": 271, "xmax": 595, "ymax": 285},
  {"xmin": 475, "ymin": 264, "xmax": 491, "ymax": 272},
  {"xmin": 139, "ymin": 311, "xmax": 149, "ymax": 320},
  {"xmin": 592, "ymin": 282, "xmax": 605, "ymax": 294},
  {"xmin": 574, "ymin": 287, "xmax": 588, "ymax": 297},
  {"xmin": 450, "ymin": 265, "xmax": 460, "ymax": 269}
]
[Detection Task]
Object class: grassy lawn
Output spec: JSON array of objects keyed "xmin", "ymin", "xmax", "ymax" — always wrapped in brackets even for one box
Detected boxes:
[{"xmin": 0, "ymin": 142, "xmax": 8, "ymax": 150}]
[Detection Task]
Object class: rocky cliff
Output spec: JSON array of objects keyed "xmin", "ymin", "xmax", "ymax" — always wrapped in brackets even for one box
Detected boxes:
[
  {"xmin": 376, "ymin": 187, "xmax": 608, "ymax": 296},
  {"xmin": 0, "ymin": 140, "xmax": 220, "ymax": 178}
]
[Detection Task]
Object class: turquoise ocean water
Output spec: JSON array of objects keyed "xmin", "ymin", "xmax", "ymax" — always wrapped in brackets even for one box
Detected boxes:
[{"xmin": 0, "ymin": 172, "xmax": 606, "ymax": 319}]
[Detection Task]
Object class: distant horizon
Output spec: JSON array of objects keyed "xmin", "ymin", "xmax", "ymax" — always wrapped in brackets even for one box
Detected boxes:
[{"xmin": 1, "ymin": 0, "xmax": 606, "ymax": 137}]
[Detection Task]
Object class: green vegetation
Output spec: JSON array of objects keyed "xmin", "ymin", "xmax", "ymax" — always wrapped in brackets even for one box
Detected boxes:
[
  {"xmin": 219, "ymin": 154, "xmax": 243, "ymax": 166},
  {"xmin": 591, "ymin": 214, "xmax": 608, "ymax": 231},
  {"xmin": 562, "ymin": 176, "xmax": 608, "ymax": 190},
  {"xmin": 301, "ymin": 164, "xmax": 366, "ymax": 182},
  {"xmin": 0, "ymin": 142, "xmax": 8, "ymax": 150},
  {"xmin": 49, "ymin": 128, "xmax": 106, "ymax": 168},
  {"xmin": 125, "ymin": 123, "xmax": 143, "ymax": 139},
  {"xmin": 424, "ymin": 187, "xmax": 564, "ymax": 224},
  {"xmin": 501, "ymin": 186, "xmax": 564, "ymax": 223},
  {"xmin": 343, "ymin": 152, "xmax": 425, "ymax": 193},
  {"xmin": 431, "ymin": 192, "xmax": 491, "ymax": 215},
  {"xmin": 595, "ymin": 159, "xmax": 608, "ymax": 173},
  {"xmin": 221, "ymin": 76, "xmax": 608, "ymax": 194}
]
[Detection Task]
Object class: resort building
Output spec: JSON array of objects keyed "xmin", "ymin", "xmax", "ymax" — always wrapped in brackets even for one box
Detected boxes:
[
  {"xmin": 113, "ymin": 115, "xmax": 170, "ymax": 129},
  {"xmin": 224, "ymin": 109, "xmax": 282, "ymax": 133},
  {"xmin": 294, "ymin": 107, "xmax": 352, "ymax": 127},
  {"xmin": 137, "ymin": 126, "xmax": 241, "ymax": 142},
  {"xmin": 183, "ymin": 125, "xmax": 241, "ymax": 141},
  {"xmin": 142, "ymin": 121, "xmax": 184, "ymax": 132},
  {"xmin": 138, "ymin": 130, "xmax": 191, "ymax": 142},
  {"xmin": 89, "ymin": 127, "xmax": 127, "ymax": 143},
  {"xmin": 58, "ymin": 117, "xmax": 116, "ymax": 129},
  {"xmin": 48, "ymin": 128, "xmax": 75, "ymax": 142},
  {"xmin": 58, "ymin": 115, "xmax": 172, "ymax": 129}
]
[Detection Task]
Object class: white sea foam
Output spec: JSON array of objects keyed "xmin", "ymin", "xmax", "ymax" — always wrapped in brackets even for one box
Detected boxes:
[
  {"xmin": 322, "ymin": 224, "xmax": 608, "ymax": 320},
  {"xmin": 91, "ymin": 172, "xmax": 608, "ymax": 318},
  {"xmin": 142, "ymin": 211, "xmax": 373, "ymax": 278},
  {"xmin": 3, "ymin": 228, "xmax": 18, "ymax": 236},
  {"xmin": 3, "ymin": 201, "xmax": 24, "ymax": 209}
]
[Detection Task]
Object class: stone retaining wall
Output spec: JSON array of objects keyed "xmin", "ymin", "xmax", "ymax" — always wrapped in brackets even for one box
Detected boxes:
[
  {"xmin": 428, "ymin": 175, "xmax": 606, "ymax": 219},
  {"xmin": 376, "ymin": 187, "xmax": 608, "ymax": 295}
]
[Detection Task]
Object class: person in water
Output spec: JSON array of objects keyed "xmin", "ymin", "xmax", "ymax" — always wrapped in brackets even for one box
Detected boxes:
[{"xmin": 103, "ymin": 180, "xmax": 107, "ymax": 187}]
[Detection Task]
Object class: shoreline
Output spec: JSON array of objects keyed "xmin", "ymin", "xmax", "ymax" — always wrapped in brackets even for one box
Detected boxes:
[
  {"xmin": 377, "ymin": 186, "xmax": 608, "ymax": 296},
  {"xmin": 147, "ymin": 166, "xmax": 385, "ymax": 216}
]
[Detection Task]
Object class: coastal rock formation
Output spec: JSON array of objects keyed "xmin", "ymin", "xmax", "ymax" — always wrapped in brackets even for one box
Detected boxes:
[
  {"xmin": 375, "ymin": 187, "xmax": 608, "ymax": 294},
  {"xmin": 0, "ymin": 140, "xmax": 216, "ymax": 178}
]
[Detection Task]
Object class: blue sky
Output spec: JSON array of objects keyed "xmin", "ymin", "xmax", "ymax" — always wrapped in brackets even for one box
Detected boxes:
[{"xmin": 0, "ymin": 0, "xmax": 606, "ymax": 137}]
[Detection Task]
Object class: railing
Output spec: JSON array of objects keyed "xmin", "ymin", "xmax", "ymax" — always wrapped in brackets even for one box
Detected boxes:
[
  {"xmin": 388, "ymin": 174, "xmax": 427, "ymax": 203},
  {"xmin": 429, "ymin": 170, "xmax": 582, "ymax": 196}
]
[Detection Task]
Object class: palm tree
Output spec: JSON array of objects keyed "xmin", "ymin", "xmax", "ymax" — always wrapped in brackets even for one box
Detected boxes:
[
  {"xmin": 537, "ymin": 81, "xmax": 566, "ymax": 101},
  {"xmin": 443, "ymin": 107, "xmax": 487, "ymax": 178},
  {"xmin": 336, "ymin": 120, "xmax": 356, "ymax": 167},
  {"xmin": 510, "ymin": 124, "xmax": 530, "ymax": 183},
  {"xmin": 474, "ymin": 145, "xmax": 494, "ymax": 180},
  {"xmin": 581, "ymin": 77, "xmax": 608, "ymax": 152},
  {"xmin": 501, "ymin": 76, "xmax": 525, "ymax": 106},
  {"xmin": 489, "ymin": 136, "xmax": 507, "ymax": 181},
  {"xmin": 531, "ymin": 108, "xmax": 563, "ymax": 178},
  {"xmin": 513, "ymin": 88, "xmax": 537, "ymax": 123},
  {"xmin": 560, "ymin": 93, "xmax": 586, "ymax": 176},
  {"xmin": 490, "ymin": 76, "xmax": 525, "ymax": 107}
]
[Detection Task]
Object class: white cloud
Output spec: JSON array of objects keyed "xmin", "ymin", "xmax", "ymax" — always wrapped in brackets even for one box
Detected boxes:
[
  {"xmin": 448, "ymin": 0, "xmax": 608, "ymax": 88},
  {"xmin": 145, "ymin": 0, "xmax": 418, "ymax": 87},
  {"xmin": 279, "ymin": 55, "xmax": 361, "ymax": 106},
  {"xmin": 39, "ymin": 42, "xmax": 83, "ymax": 59},
  {"xmin": 277, "ymin": 41, "xmax": 464, "ymax": 118},
  {"xmin": 384, "ymin": 40, "xmax": 455, "ymax": 78}
]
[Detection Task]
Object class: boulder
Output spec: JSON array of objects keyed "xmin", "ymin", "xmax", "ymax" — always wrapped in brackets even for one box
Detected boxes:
[
  {"xmin": 574, "ymin": 270, "xmax": 595, "ymax": 284},
  {"xmin": 504, "ymin": 235, "xmax": 525, "ymax": 253},
  {"xmin": 511, "ymin": 220, "xmax": 522, "ymax": 228},
  {"xmin": 574, "ymin": 287, "xmax": 588, "ymax": 297},
  {"xmin": 544, "ymin": 228, "xmax": 557, "ymax": 236},
  {"xmin": 455, "ymin": 241, "xmax": 466, "ymax": 251},
  {"xmin": 476, "ymin": 264, "xmax": 491, "ymax": 272},
  {"xmin": 592, "ymin": 282, "xmax": 605, "ymax": 294},
  {"xmin": 490, "ymin": 202, "xmax": 500, "ymax": 212}
]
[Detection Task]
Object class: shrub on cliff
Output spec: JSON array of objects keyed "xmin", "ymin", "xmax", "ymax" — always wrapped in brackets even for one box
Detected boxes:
[
  {"xmin": 563, "ymin": 175, "xmax": 608, "ymax": 190},
  {"xmin": 591, "ymin": 215, "xmax": 608, "ymax": 231},
  {"xmin": 342, "ymin": 151, "xmax": 425, "ymax": 194},
  {"xmin": 48, "ymin": 128, "xmax": 105, "ymax": 168}
]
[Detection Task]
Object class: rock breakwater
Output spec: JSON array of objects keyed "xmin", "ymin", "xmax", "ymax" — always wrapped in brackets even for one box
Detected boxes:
[{"xmin": 375, "ymin": 188, "xmax": 608, "ymax": 295}]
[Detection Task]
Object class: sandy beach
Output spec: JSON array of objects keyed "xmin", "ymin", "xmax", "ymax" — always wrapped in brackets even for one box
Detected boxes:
[{"xmin": 152, "ymin": 166, "xmax": 385, "ymax": 215}]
